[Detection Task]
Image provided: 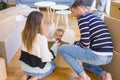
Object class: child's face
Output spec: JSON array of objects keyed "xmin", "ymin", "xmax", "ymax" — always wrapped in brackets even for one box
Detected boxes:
[{"xmin": 55, "ymin": 31, "xmax": 64, "ymax": 41}]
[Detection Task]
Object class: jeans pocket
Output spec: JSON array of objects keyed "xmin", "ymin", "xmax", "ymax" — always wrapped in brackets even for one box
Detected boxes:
[{"xmin": 105, "ymin": 56, "xmax": 113, "ymax": 64}]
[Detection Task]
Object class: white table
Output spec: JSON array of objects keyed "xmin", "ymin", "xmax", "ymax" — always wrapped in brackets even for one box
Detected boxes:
[
  {"xmin": 50, "ymin": 5, "xmax": 69, "ymax": 10},
  {"xmin": 34, "ymin": 1, "xmax": 56, "ymax": 21},
  {"xmin": 50, "ymin": 5, "xmax": 69, "ymax": 23},
  {"xmin": 56, "ymin": 10, "xmax": 71, "ymax": 28}
]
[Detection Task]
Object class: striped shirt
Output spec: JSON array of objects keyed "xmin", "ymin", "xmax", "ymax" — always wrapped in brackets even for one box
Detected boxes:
[{"xmin": 74, "ymin": 12, "xmax": 113, "ymax": 55}]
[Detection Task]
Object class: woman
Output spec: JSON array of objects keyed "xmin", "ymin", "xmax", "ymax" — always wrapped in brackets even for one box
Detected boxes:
[{"xmin": 19, "ymin": 11, "xmax": 59, "ymax": 80}]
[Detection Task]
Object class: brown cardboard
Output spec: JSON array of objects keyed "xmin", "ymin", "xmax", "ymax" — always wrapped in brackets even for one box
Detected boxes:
[
  {"xmin": 48, "ymin": 41, "xmax": 70, "ymax": 68},
  {"xmin": 110, "ymin": 1, "xmax": 120, "ymax": 20},
  {"xmin": 104, "ymin": 16, "xmax": 120, "ymax": 53},
  {"xmin": 111, "ymin": 1, "xmax": 120, "ymax": 7},
  {"xmin": 0, "ymin": 58, "xmax": 7, "ymax": 80},
  {"xmin": 101, "ymin": 50, "xmax": 120, "ymax": 80},
  {"xmin": 0, "ymin": 13, "xmax": 16, "ymax": 39}
]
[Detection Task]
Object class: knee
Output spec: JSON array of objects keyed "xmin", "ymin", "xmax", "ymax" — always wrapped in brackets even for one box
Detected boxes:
[
  {"xmin": 58, "ymin": 44, "xmax": 67, "ymax": 54},
  {"xmin": 52, "ymin": 62, "xmax": 56, "ymax": 68}
]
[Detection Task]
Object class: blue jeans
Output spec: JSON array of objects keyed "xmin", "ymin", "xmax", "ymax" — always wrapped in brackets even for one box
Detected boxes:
[
  {"xmin": 59, "ymin": 44, "xmax": 112, "ymax": 77},
  {"xmin": 96, "ymin": 0, "xmax": 107, "ymax": 17},
  {"xmin": 84, "ymin": 0, "xmax": 107, "ymax": 18},
  {"xmin": 84, "ymin": 0, "xmax": 94, "ymax": 7},
  {"xmin": 25, "ymin": 62, "xmax": 56, "ymax": 79}
]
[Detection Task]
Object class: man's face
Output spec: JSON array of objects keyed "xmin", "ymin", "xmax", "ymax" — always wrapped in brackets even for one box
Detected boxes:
[{"xmin": 71, "ymin": 7, "xmax": 80, "ymax": 18}]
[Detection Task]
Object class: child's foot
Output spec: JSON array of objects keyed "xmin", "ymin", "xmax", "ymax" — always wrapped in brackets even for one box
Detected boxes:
[
  {"xmin": 21, "ymin": 73, "xmax": 28, "ymax": 80},
  {"xmin": 101, "ymin": 72, "xmax": 112, "ymax": 80},
  {"xmin": 28, "ymin": 76, "xmax": 39, "ymax": 80}
]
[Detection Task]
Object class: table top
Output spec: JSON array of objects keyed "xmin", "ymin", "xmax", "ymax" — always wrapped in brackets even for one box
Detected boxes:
[
  {"xmin": 56, "ymin": 10, "xmax": 71, "ymax": 15},
  {"xmin": 50, "ymin": 5, "xmax": 69, "ymax": 10},
  {"xmin": 34, "ymin": 1, "xmax": 56, "ymax": 7}
]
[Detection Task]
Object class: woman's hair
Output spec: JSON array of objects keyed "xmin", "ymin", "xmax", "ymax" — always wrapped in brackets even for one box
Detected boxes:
[
  {"xmin": 22, "ymin": 11, "xmax": 43, "ymax": 52},
  {"xmin": 71, "ymin": 0, "xmax": 86, "ymax": 8}
]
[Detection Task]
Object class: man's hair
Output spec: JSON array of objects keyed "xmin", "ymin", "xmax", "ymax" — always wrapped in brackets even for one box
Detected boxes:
[{"xmin": 71, "ymin": 0, "xmax": 86, "ymax": 8}]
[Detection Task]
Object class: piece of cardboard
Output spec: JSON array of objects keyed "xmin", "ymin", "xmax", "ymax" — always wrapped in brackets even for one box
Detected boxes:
[
  {"xmin": 104, "ymin": 16, "xmax": 120, "ymax": 53},
  {"xmin": 0, "ymin": 58, "xmax": 7, "ymax": 80},
  {"xmin": 61, "ymin": 28, "xmax": 75, "ymax": 44},
  {"xmin": 101, "ymin": 50, "xmax": 120, "ymax": 80}
]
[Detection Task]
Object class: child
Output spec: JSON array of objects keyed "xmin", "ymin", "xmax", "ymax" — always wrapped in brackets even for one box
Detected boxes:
[
  {"xmin": 54, "ymin": 28, "xmax": 74, "ymax": 44},
  {"xmin": 54, "ymin": 28, "xmax": 64, "ymax": 42},
  {"xmin": 19, "ymin": 11, "xmax": 60, "ymax": 80}
]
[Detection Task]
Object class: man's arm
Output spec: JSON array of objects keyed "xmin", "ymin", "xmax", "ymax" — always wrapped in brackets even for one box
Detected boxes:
[{"xmin": 74, "ymin": 17, "xmax": 90, "ymax": 48}]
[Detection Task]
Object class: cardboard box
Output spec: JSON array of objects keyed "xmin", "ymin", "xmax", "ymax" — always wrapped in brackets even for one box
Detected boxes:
[
  {"xmin": 0, "ymin": 13, "xmax": 16, "ymax": 40},
  {"xmin": 0, "ymin": 13, "xmax": 22, "ymax": 64},
  {"xmin": 110, "ymin": 1, "xmax": 120, "ymax": 20},
  {"xmin": 102, "ymin": 16, "xmax": 120, "ymax": 80},
  {"xmin": 48, "ymin": 41, "xmax": 70, "ymax": 68},
  {"xmin": 104, "ymin": 16, "xmax": 120, "ymax": 53},
  {"xmin": 0, "ymin": 58, "xmax": 7, "ymax": 80},
  {"xmin": 101, "ymin": 50, "xmax": 120, "ymax": 80}
]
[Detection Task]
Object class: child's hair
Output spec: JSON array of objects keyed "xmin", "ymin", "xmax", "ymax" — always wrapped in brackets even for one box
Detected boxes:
[
  {"xmin": 55, "ymin": 28, "xmax": 64, "ymax": 34},
  {"xmin": 22, "ymin": 11, "xmax": 43, "ymax": 52}
]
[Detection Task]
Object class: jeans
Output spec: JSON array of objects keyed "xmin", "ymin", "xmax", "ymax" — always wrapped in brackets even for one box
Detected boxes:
[
  {"xmin": 25, "ymin": 62, "xmax": 56, "ymax": 78},
  {"xmin": 84, "ymin": 0, "xmax": 94, "ymax": 7},
  {"xmin": 59, "ymin": 44, "xmax": 112, "ymax": 77},
  {"xmin": 96, "ymin": 0, "xmax": 107, "ymax": 17},
  {"xmin": 84, "ymin": 0, "xmax": 107, "ymax": 18}
]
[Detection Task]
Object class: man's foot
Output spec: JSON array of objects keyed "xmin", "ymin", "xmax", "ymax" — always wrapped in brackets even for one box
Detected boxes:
[
  {"xmin": 101, "ymin": 72, "xmax": 112, "ymax": 80},
  {"xmin": 21, "ymin": 73, "xmax": 28, "ymax": 80}
]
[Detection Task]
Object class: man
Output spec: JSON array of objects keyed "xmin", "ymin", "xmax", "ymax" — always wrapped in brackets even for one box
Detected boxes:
[{"xmin": 59, "ymin": 0, "xmax": 113, "ymax": 80}]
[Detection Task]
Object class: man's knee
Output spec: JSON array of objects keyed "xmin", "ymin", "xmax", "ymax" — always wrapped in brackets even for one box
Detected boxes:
[{"xmin": 58, "ymin": 44, "xmax": 68, "ymax": 54}]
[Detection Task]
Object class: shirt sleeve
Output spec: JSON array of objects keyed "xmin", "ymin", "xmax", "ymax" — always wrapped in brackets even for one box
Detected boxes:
[
  {"xmin": 38, "ymin": 35, "xmax": 53, "ymax": 62},
  {"xmin": 74, "ymin": 18, "xmax": 90, "ymax": 48}
]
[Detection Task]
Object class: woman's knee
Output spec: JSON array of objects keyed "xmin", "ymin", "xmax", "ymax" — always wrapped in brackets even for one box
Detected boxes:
[{"xmin": 51, "ymin": 61, "xmax": 56, "ymax": 68}]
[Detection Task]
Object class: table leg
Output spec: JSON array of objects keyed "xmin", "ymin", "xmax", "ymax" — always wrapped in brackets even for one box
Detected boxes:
[
  {"xmin": 47, "ymin": 7, "xmax": 50, "ymax": 20},
  {"xmin": 64, "ymin": 14, "xmax": 69, "ymax": 28},
  {"xmin": 56, "ymin": 14, "xmax": 60, "ymax": 28},
  {"xmin": 51, "ymin": 9, "xmax": 55, "ymax": 23},
  {"xmin": 36, "ymin": 6, "xmax": 40, "ymax": 11}
]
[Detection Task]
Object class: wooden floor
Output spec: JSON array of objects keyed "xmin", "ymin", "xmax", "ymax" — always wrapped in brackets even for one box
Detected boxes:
[
  {"xmin": 6, "ymin": 49, "xmax": 99, "ymax": 80},
  {"xmin": 6, "ymin": 10, "xmax": 99, "ymax": 80}
]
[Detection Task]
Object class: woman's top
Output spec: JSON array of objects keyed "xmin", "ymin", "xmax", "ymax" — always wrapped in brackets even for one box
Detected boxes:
[{"xmin": 19, "ymin": 34, "xmax": 57, "ymax": 73}]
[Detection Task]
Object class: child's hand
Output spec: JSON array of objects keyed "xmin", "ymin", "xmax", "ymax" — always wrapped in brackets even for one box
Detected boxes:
[{"xmin": 55, "ymin": 40, "xmax": 61, "ymax": 47}]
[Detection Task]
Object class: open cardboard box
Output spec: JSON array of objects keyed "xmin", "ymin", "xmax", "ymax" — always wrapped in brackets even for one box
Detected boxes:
[
  {"xmin": 61, "ymin": 28, "xmax": 75, "ymax": 44},
  {"xmin": 0, "ymin": 58, "xmax": 7, "ymax": 80}
]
